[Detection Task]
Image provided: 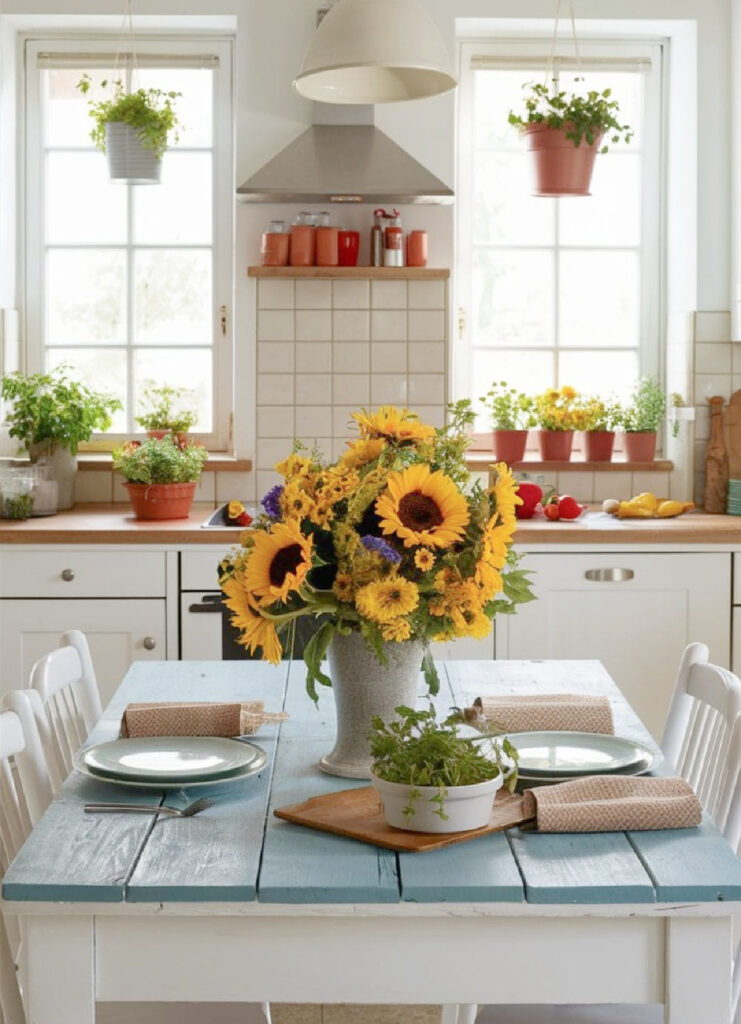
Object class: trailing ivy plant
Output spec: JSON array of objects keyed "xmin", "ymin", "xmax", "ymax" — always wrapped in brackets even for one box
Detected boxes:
[
  {"xmin": 370, "ymin": 705, "xmax": 518, "ymax": 821},
  {"xmin": 0, "ymin": 366, "xmax": 121, "ymax": 454},
  {"xmin": 622, "ymin": 377, "xmax": 667, "ymax": 433},
  {"xmin": 77, "ymin": 74, "xmax": 181, "ymax": 158},
  {"xmin": 508, "ymin": 78, "xmax": 633, "ymax": 151},
  {"xmin": 112, "ymin": 435, "xmax": 208, "ymax": 484}
]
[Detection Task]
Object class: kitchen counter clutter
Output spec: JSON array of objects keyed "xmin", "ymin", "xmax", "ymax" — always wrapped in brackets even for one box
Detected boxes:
[{"xmin": 0, "ymin": 502, "xmax": 737, "ymax": 544}]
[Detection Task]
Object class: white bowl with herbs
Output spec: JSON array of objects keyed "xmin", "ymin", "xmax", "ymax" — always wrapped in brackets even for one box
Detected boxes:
[{"xmin": 369, "ymin": 706, "xmax": 517, "ymax": 833}]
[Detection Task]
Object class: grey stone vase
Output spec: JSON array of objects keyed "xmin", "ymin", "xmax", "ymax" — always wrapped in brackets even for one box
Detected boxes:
[
  {"xmin": 320, "ymin": 631, "xmax": 425, "ymax": 779},
  {"xmin": 105, "ymin": 123, "xmax": 162, "ymax": 184},
  {"xmin": 29, "ymin": 442, "xmax": 77, "ymax": 511}
]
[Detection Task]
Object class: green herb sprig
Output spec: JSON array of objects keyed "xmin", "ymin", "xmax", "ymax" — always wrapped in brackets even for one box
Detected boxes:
[
  {"xmin": 480, "ymin": 382, "xmax": 535, "ymax": 431},
  {"xmin": 623, "ymin": 377, "xmax": 667, "ymax": 433},
  {"xmin": 136, "ymin": 381, "xmax": 197, "ymax": 433},
  {"xmin": 113, "ymin": 435, "xmax": 208, "ymax": 484}
]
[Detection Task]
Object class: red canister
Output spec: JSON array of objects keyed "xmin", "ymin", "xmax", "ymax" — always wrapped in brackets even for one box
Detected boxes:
[
  {"xmin": 338, "ymin": 230, "xmax": 360, "ymax": 266},
  {"xmin": 406, "ymin": 230, "xmax": 428, "ymax": 267}
]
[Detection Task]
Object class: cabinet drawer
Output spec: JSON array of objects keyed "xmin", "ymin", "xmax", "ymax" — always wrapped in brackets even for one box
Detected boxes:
[
  {"xmin": 0, "ymin": 550, "xmax": 166, "ymax": 598},
  {"xmin": 181, "ymin": 548, "xmax": 230, "ymax": 591}
]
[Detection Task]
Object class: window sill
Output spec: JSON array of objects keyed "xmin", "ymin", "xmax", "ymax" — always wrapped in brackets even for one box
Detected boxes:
[
  {"xmin": 466, "ymin": 452, "xmax": 673, "ymax": 472},
  {"xmin": 75, "ymin": 454, "xmax": 253, "ymax": 473}
]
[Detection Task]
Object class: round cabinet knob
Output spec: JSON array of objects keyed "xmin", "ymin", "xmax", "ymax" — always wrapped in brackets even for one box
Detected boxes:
[
  {"xmin": 143, "ymin": 636, "xmax": 157, "ymax": 651},
  {"xmin": 61, "ymin": 569, "xmax": 75, "ymax": 582}
]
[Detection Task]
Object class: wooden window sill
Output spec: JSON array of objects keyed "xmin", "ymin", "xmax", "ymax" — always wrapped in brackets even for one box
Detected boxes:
[{"xmin": 465, "ymin": 453, "xmax": 673, "ymax": 472}]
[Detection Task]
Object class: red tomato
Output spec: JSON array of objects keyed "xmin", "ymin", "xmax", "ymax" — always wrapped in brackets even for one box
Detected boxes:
[
  {"xmin": 515, "ymin": 482, "xmax": 543, "ymax": 519},
  {"xmin": 557, "ymin": 495, "xmax": 585, "ymax": 520},
  {"xmin": 543, "ymin": 502, "xmax": 561, "ymax": 521}
]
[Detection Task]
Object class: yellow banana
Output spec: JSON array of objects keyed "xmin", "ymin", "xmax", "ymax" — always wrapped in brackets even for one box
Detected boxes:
[
  {"xmin": 631, "ymin": 492, "xmax": 659, "ymax": 512},
  {"xmin": 617, "ymin": 501, "xmax": 655, "ymax": 519},
  {"xmin": 656, "ymin": 500, "xmax": 684, "ymax": 518}
]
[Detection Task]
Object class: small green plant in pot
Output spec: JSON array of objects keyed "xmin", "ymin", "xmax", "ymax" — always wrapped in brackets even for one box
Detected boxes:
[
  {"xmin": 480, "ymin": 382, "xmax": 535, "ymax": 464},
  {"xmin": 0, "ymin": 367, "xmax": 121, "ymax": 511},
  {"xmin": 77, "ymin": 74, "xmax": 181, "ymax": 184},
  {"xmin": 582, "ymin": 396, "xmax": 623, "ymax": 463},
  {"xmin": 369, "ymin": 705, "xmax": 517, "ymax": 834},
  {"xmin": 508, "ymin": 79, "xmax": 632, "ymax": 196},
  {"xmin": 136, "ymin": 381, "xmax": 197, "ymax": 440},
  {"xmin": 113, "ymin": 435, "xmax": 208, "ymax": 520},
  {"xmin": 622, "ymin": 377, "xmax": 666, "ymax": 462}
]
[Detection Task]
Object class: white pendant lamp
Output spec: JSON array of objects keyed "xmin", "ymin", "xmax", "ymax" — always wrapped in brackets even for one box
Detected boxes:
[{"xmin": 293, "ymin": 0, "xmax": 457, "ymax": 104}]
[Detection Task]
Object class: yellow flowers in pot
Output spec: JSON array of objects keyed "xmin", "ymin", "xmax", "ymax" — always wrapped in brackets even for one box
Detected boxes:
[{"xmin": 220, "ymin": 403, "xmax": 535, "ymax": 700}]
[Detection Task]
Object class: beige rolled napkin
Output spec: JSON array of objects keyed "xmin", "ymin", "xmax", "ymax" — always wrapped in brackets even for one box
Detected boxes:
[
  {"xmin": 119, "ymin": 701, "xmax": 288, "ymax": 738},
  {"xmin": 521, "ymin": 775, "xmax": 702, "ymax": 833},
  {"xmin": 469, "ymin": 694, "xmax": 614, "ymax": 735}
]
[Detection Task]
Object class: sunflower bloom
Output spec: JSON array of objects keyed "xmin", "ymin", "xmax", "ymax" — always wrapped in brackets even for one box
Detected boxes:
[
  {"xmin": 245, "ymin": 521, "xmax": 313, "ymax": 606},
  {"xmin": 375, "ymin": 464, "xmax": 469, "ymax": 549},
  {"xmin": 490, "ymin": 462, "xmax": 521, "ymax": 527},
  {"xmin": 338, "ymin": 438, "xmax": 386, "ymax": 469},
  {"xmin": 414, "ymin": 547, "xmax": 435, "ymax": 571},
  {"xmin": 221, "ymin": 575, "xmax": 282, "ymax": 663},
  {"xmin": 275, "ymin": 453, "xmax": 313, "ymax": 479},
  {"xmin": 381, "ymin": 618, "xmax": 412, "ymax": 642},
  {"xmin": 352, "ymin": 406, "xmax": 435, "ymax": 443},
  {"xmin": 355, "ymin": 576, "xmax": 419, "ymax": 623},
  {"xmin": 281, "ymin": 485, "xmax": 314, "ymax": 521}
]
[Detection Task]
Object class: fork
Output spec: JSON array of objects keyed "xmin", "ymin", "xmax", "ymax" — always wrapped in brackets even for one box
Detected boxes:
[{"xmin": 84, "ymin": 797, "xmax": 213, "ymax": 818}]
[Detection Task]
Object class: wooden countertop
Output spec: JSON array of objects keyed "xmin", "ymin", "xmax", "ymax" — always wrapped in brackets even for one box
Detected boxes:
[{"xmin": 0, "ymin": 505, "xmax": 739, "ymax": 545}]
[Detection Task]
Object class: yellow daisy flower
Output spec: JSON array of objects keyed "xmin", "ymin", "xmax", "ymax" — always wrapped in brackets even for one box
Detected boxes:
[
  {"xmin": 375, "ymin": 464, "xmax": 469, "ymax": 549},
  {"xmin": 281, "ymin": 485, "xmax": 314, "ymax": 521},
  {"xmin": 221, "ymin": 574, "xmax": 282, "ymax": 664},
  {"xmin": 245, "ymin": 521, "xmax": 313, "ymax": 606},
  {"xmin": 352, "ymin": 406, "xmax": 436, "ymax": 443},
  {"xmin": 355, "ymin": 576, "xmax": 420, "ymax": 623},
  {"xmin": 381, "ymin": 618, "xmax": 412, "ymax": 642},
  {"xmin": 333, "ymin": 573, "xmax": 354, "ymax": 602},
  {"xmin": 275, "ymin": 453, "xmax": 313, "ymax": 479},
  {"xmin": 414, "ymin": 547, "xmax": 436, "ymax": 572},
  {"xmin": 338, "ymin": 438, "xmax": 386, "ymax": 469}
]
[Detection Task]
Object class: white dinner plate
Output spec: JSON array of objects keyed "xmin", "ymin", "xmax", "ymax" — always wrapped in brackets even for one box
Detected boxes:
[
  {"xmin": 75, "ymin": 736, "xmax": 267, "ymax": 788},
  {"xmin": 502, "ymin": 730, "xmax": 657, "ymax": 778}
]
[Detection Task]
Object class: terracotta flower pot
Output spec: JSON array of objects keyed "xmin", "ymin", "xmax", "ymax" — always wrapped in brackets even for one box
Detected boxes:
[
  {"xmin": 538, "ymin": 430, "xmax": 574, "ymax": 461},
  {"xmin": 124, "ymin": 481, "xmax": 197, "ymax": 520},
  {"xmin": 523, "ymin": 123, "xmax": 603, "ymax": 197},
  {"xmin": 584, "ymin": 431, "xmax": 615, "ymax": 462},
  {"xmin": 624, "ymin": 432, "xmax": 657, "ymax": 462},
  {"xmin": 146, "ymin": 429, "xmax": 189, "ymax": 448},
  {"xmin": 492, "ymin": 429, "xmax": 529, "ymax": 465}
]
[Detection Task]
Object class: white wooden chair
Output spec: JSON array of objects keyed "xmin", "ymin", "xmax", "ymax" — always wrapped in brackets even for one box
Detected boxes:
[
  {"xmin": 0, "ymin": 689, "xmax": 54, "ymax": 1024},
  {"xmin": 471, "ymin": 643, "xmax": 741, "ymax": 1024},
  {"xmin": 27, "ymin": 631, "xmax": 103, "ymax": 791}
]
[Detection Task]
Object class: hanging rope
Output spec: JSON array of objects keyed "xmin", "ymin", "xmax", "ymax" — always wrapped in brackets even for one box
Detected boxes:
[
  {"xmin": 112, "ymin": 0, "xmax": 139, "ymax": 89},
  {"xmin": 543, "ymin": 0, "xmax": 583, "ymax": 90}
]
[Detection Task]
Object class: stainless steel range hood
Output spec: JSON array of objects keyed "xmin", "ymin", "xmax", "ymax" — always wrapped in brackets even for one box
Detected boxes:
[{"xmin": 237, "ymin": 105, "xmax": 453, "ymax": 205}]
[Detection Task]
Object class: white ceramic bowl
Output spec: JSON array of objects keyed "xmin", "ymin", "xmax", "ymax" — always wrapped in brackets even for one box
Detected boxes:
[{"xmin": 370, "ymin": 771, "xmax": 503, "ymax": 833}]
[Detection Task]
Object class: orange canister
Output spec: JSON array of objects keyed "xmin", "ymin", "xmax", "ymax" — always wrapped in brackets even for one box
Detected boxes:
[
  {"xmin": 289, "ymin": 224, "xmax": 315, "ymax": 266},
  {"xmin": 406, "ymin": 230, "xmax": 428, "ymax": 267},
  {"xmin": 261, "ymin": 220, "xmax": 290, "ymax": 266},
  {"xmin": 315, "ymin": 226, "xmax": 339, "ymax": 266}
]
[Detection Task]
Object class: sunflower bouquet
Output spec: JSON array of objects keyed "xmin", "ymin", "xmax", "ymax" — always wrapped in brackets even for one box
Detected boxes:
[{"xmin": 219, "ymin": 403, "xmax": 535, "ymax": 701}]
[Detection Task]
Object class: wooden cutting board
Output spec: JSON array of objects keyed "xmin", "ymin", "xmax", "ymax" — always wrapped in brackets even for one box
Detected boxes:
[
  {"xmin": 724, "ymin": 390, "xmax": 741, "ymax": 480},
  {"xmin": 273, "ymin": 785, "xmax": 532, "ymax": 853}
]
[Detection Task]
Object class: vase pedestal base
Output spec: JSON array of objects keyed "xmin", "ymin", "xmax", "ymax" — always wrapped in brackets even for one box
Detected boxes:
[{"xmin": 318, "ymin": 753, "xmax": 372, "ymax": 780}]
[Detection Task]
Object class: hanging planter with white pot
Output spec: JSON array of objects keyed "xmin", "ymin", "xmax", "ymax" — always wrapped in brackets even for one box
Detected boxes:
[{"xmin": 77, "ymin": 74, "xmax": 181, "ymax": 186}]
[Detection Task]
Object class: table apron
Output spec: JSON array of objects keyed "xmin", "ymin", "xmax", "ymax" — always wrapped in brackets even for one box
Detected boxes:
[{"xmin": 91, "ymin": 914, "xmax": 671, "ymax": 1004}]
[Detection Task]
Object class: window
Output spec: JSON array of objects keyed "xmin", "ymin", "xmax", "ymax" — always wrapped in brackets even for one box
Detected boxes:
[
  {"xmin": 24, "ymin": 37, "xmax": 234, "ymax": 449},
  {"xmin": 456, "ymin": 40, "xmax": 664, "ymax": 417}
]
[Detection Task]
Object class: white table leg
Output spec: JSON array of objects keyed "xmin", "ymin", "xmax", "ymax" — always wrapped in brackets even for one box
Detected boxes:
[
  {"xmin": 665, "ymin": 917, "xmax": 733, "ymax": 1024},
  {"xmin": 25, "ymin": 916, "xmax": 94, "ymax": 1024},
  {"xmin": 456, "ymin": 1005, "xmax": 478, "ymax": 1024}
]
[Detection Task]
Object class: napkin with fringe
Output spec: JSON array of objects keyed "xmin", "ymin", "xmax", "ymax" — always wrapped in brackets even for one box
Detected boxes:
[
  {"xmin": 119, "ymin": 701, "xmax": 287, "ymax": 738},
  {"xmin": 467, "ymin": 694, "xmax": 614, "ymax": 735},
  {"xmin": 521, "ymin": 775, "xmax": 702, "ymax": 832}
]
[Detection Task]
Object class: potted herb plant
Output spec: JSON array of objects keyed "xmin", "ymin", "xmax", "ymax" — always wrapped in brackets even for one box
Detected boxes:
[
  {"xmin": 534, "ymin": 386, "xmax": 585, "ymax": 461},
  {"xmin": 77, "ymin": 74, "xmax": 181, "ymax": 184},
  {"xmin": 113, "ymin": 435, "xmax": 208, "ymax": 519},
  {"xmin": 135, "ymin": 381, "xmax": 197, "ymax": 442},
  {"xmin": 480, "ymin": 382, "xmax": 534, "ymax": 464},
  {"xmin": 508, "ymin": 79, "xmax": 632, "ymax": 196},
  {"xmin": 622, "ymin": 377, "xmax": 666, "ymax": 462},
  {"xmin": 369, "ymin": 705, "xmax": 517, "ymax": 833},
  {"xmin": 582, "ymin": 396, "xmax": 623, "ymax": 462},
  {"xmin": 0, "ymin": 367, "xmax": 121, "ymax": 510}
]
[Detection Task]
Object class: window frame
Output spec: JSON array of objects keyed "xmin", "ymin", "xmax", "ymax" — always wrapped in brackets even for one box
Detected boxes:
[
  {"xmin": 22, "ymin": 34, "xmax": 235, "ymax": 452},
  {"xmin": 455, "ymin": 37, "xmax": 666, "ymax": 417}
]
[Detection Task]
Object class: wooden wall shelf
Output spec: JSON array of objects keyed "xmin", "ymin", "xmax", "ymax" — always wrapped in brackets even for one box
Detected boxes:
[{"xmin": 248, "ymin": 266, "xmax": 449, "ymax": 279}]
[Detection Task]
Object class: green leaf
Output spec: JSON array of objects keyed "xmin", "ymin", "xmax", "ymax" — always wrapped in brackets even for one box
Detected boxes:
[
  {"xmin": 303, "ymin": 620, "xmax": 336, "ymax": 704},
  {"xmin": 422, "ymin": 647, "xmax": 440, "ymax": 696}
]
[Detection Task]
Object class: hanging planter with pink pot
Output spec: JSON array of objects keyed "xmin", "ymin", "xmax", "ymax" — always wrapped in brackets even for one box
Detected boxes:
[
  {"xmin": 538, "ymin": 430, "xmax": 574, "ymax": 461},
  {"xmin": 493, "ymin": 429, "xmax": 529, "ymax": 465},
  {"xmin": 584, "ymin": 430, "xmax": 615, "ymax": 462},
  {"xmin": 624, "ymin": 432, "xmax": 657, "ymax": 462},
  {"xmin": 522, "ymin": 123, "xmax": 602, "ymax": 197}
]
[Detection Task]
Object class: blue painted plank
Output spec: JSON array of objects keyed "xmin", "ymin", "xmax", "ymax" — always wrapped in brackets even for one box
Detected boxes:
[
  {"xmin": 629, "ymin": 817, "xmax": 741, "ymax": 902},
  {"xmin": 126, "ymin": 661, "xmax": 288, "ymax": 902},
  {"xmin": 258, "ymin": 660, "xmax": 400, "ymax": 904}
]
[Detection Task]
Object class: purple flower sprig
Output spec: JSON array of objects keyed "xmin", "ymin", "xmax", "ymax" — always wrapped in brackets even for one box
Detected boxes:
[
  {"xmin": 261, "ymin": 484, "xmax": 283, "ymax": 521},
  {"xmin": 361, "ymin": 534, "xmax": 402, "ymax": 564}
]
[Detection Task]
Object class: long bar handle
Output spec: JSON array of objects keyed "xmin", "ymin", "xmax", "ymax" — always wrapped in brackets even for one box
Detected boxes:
[{"xmin": 584, "ymin": 568, "xmax": 635, "ymax": 582}]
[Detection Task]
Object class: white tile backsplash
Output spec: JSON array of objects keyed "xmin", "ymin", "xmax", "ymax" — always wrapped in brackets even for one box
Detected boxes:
[
  {"xmin": 257, "ymin": 309, "xmax": 294, "ymax": 342},
  {"xmin": 371, "ymin": 342, "xmax": 407, "ymax": 373},
  {"xmin": 258, "ymin": 342, "xmax": 294, "ymax": 374},
  {"xmin": 371, "ymin": 309, "xmax": 407, "ymax": 342},
  {"xmin": 695, "ymin": 343, "xmax": 732, "ymax": 374},
  {"xmin": 296, "ymin": 373, "xmax": 332, "ymax": 404},
  {"xmin": 75, "ymin": 471, "xmax": 113, "ymax": 503},
  {"xmin": 295, "ymin": 279, "xmax": 332, "ymax": 309},
  {"xmin": 408, "ymin": 279, "xmax": 445, "ymax": 310},
  {"xmin": 332, "ymin": 406, "xmax": 357, "ymax": 437},
  {"xmin": 409, "ymin": 342, "xmax": 445, "ymax": 373},
  {"xmin": 371, "ymin": 374, "xmax": 408, "ymax": 404},
  {"xmin": 332, "ymin": 279, "xmax": 370, "ymax": 309},
  {"xmin": 694, "ymin": 311, "xmax": 731, "ymax": 343},
  {"xmin": 408, "ymin": 374, "xmax": 445, "ymax": 404},
  {"xmin": 296, "ymin": 341, "xmax": 331, "ymax": 373},
  {"xmin": 258, "ymin": 406, "xmax": 295, "ymax": 437},
  {"xmin": 332, "ymin": 373, "xmax": 370, "ymax": 405},
  {"xmin": 258, "ymin": 279, "xmax": 294, "ymax": 310},
  {"xmin": 295, "ymin": 406, "xmax": 333, "ymax": 437},
  {"xmin": 333, "ymin": 342, "xmax": 369, "ymax": 373},
  {"xmin": 408, "ymin": 310, "xmax": 445, "ymax": 342},
  {"xmin": 695, "ymin": 373, "xmax": 732, "ymax": 402},
  {"xmin": 333, "ymin": 309, "xmax": 370, "ymax": 341},
  {"xmin": 371, "ymin": 280, "xmax": 407, "ymax": 309},
  {"xmin": 295, "ymin": 309, "xmax": 332, "ymax": 342},
  {"xmin": 257, "ymin": 438, "xmax": 291, "ymax": 470},
  {"xmin": 258, "ymin": 373, "xmax": 294, "ymax": 405},
  {"xmin": 593, "ymin": 471, "xmax": 632, "ymax": 502}
]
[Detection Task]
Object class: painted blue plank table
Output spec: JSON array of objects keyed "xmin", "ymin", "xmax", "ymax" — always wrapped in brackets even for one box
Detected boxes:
[{"xmin": 4, "ymin": 658, "xmax": 741, "ymax": 1024}]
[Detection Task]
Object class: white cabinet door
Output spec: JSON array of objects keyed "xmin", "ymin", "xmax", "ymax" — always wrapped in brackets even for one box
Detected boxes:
[
  {"xmin": 180, "ymin": 592, "xmax": 223, "ymax": 660},
  {"xmin": 500, "ymin": 553, "xmax": 731, "ymax": 740},
  {"xmin": 0, "ymin": 599, "xmax": 166, "ymax": 705}
]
